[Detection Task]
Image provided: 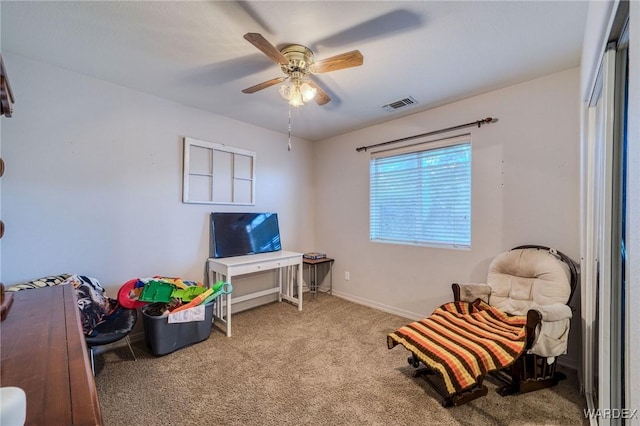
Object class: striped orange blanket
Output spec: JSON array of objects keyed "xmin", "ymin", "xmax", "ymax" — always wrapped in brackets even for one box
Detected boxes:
[{"xmin": 387, "ymin": 300, "xmax": 527, "ymax": 395}]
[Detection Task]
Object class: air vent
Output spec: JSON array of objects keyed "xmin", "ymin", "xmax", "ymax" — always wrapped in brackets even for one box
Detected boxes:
[{"xmin": 381, "ymin": 96, "xmax": 418, "ymax": 112}]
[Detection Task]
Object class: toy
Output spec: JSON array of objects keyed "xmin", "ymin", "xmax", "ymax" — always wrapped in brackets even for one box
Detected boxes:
[
  {"xmin": 171, "ymin": 288, "xmax": 214, "ymax": 313},
  {"xmin": 117, "ymin": 278, "xmax": 147, "ymax": 309},
  {"xmin": 139, "ymin": 278, "xmax": 209, "ymax": 304},
  {"xmin": 138, "ymin": 280, "xmax": 176, "ymax": 303},
  {"xmin": 212, "ymin": 281, "xmax": 225, "ymax": 292},
  {"xmin": 154, "ymin": 276, "xmax": 203, "ymax": 289},
  {"xmin": 201, "ymin": 282, "xmax": 233, "ymax": 305},
  {"xmin": 170, "ymin": 286, "xmax": 206, "ymax": 302}
]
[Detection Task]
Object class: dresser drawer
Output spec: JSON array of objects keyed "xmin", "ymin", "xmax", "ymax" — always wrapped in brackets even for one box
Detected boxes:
[{"xmin": 228, "ymin": 258, "xmax": 289, "ymax": 275}]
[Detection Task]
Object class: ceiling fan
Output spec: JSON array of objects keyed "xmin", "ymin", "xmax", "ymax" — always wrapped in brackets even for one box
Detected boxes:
[{"xmin": 241, "ymin": 33, "xmax": 364, "ymax": 106}]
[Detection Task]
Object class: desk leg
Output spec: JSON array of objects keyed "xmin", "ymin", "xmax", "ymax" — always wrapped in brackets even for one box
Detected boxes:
[
  {"xmin": 226, "ymin": 277, "xmax": 232, "ymax": 337},
  {"xmin": 277, "ymin": 267, "xmax": 282, "ymax": 303},
  {"xmin": 329, "ymin": 261, "xmax": 334, "ymax": 295},
  {"xmin": 213, "ymin": 272, "xmax": 221, "ymax": 324},
  {"xmin": 213, "ymin": 272, "xmax": 219, "ymax": 319},
  {"xmin": 297, "ymin": 262, "xmax": 303, "ymax": 311},
  {"xmin": 212, "ymin": 272, "xmax": 232, "ymax": 338},
  {"xmin": 289, "ymin": 265, "xmax": 294, "ymax": 297}
]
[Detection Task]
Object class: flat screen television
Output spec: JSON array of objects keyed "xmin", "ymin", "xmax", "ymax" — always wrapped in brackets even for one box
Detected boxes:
[{"xmin": 210, "ymin": 212, "xmax": 282, "ymax": 258}]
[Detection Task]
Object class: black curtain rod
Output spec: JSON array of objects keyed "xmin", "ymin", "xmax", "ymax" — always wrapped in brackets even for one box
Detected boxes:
[{"xmin": 355, "ymin": 117, "xmax": 498, "ymax": 152}]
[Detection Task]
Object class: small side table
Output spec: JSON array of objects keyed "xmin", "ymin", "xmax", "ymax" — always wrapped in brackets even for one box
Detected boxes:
[{"xmin": 303, "ymin": 257, "xmax": 334, "ymax": 298}]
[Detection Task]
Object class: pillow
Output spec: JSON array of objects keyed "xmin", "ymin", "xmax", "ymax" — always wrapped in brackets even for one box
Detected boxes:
[
  {"xmin": 62, "ymin": 275, "xmax": 116, "ymax": 336},
  {"xmin": 5, "ymin": 274, "xmax": 71, "ymax": 292}
]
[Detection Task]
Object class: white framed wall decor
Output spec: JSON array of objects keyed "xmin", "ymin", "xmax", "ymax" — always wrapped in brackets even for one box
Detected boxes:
[{"xmin": 182, "ymin": 137, "xmax": 255, "ymax": 205}]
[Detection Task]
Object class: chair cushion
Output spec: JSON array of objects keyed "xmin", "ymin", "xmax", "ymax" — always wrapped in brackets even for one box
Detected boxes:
[
  {"xmin": 63, "ymin": 275, "xmax": 116, "ymax": 335},
  {"xmin": 85, "ymin": 307, "xmax": 137, "ymax": 345},
  {"xmin": 487, "ymin": 248, "xmax": 571, "ymax": 316}
]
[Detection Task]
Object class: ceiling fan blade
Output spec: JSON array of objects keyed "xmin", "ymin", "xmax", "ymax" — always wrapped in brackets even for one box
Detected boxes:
[
  {"xmin": 311, "ymin": 50, "xmax": 364, "ymax": 73},
  {"xmin": 308, "ymin": 81, "xmax": 331, "ymax": 105},
  {"xmin": 242, "ymin": 77, "xmax": 287, "ymax": 94},
  {"xmin": 311, "ymin": 10, "xmax": 422, "ymax": 50},
  {"xmin": 243, "ymin": 33, "xmax": 289, "ymax": 65}
]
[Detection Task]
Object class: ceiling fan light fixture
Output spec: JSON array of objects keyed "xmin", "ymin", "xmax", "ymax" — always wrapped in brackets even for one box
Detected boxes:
[
  {"xmin": 300, "ymin": 82, "xmax": 317, "ymax": 103},
  {"xmin": 278, "ymin": 79, "xmax": 316, "ymax": 107},
  {"xmin": 243, "ymin": 34, "xmax": 364, "ymax": 107},
  {"xmin": 288, "ymin": 91, "xmax": 304, "ymax": 107},
  {"xmin": 279, "ymin": 82, "xmax": 295, "ymax": 101}
]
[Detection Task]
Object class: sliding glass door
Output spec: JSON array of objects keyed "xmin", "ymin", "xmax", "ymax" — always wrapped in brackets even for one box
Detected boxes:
[{"xmin": 582, "ymin": 12, "xmax": 629, "ymax": 423}]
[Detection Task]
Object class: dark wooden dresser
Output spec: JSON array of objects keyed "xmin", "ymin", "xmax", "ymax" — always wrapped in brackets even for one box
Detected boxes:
[{"xmin": 0, "ymin": 284, "xmax": 103, "ymax": 425}]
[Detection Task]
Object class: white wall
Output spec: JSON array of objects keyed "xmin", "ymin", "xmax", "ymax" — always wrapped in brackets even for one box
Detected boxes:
[
  {"xmin": 313, "ymin": 68, "xmax": 581, "ymax": 365},
  {"xmin": 1, "ymin": 53, "xmax": 315, "ymax": 296}
]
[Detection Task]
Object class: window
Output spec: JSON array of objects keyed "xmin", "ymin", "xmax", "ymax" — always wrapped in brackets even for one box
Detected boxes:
[
  {"xmin": 369, "ymin": 135, "xmax": 471, "ymax": 249},
  {"xmin": 183, "ymin": 137, "xmax": 255, "ymax": 205}
]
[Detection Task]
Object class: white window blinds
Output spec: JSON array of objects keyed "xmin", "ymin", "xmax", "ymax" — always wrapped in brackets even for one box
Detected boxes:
[{"xmin": 369, "ymin": 135, "xmax": 471, "ymax": 249}]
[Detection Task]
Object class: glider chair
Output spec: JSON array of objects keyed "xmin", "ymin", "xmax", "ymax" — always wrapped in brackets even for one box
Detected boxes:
[{"xmin": 387, "ymin": 245, "xmax": 578, "ymax": 407}]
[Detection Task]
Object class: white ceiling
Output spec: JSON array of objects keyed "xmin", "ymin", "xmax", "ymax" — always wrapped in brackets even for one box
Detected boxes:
[{"xmin": 1, "ymin": 1, "xmax": 588, "ymax": 141}]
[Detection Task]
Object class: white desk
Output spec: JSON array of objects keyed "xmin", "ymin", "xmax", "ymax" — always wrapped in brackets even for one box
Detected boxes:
[{"xmin": 206, "ymin": 250, "xmax": 303, "ymax": 337}]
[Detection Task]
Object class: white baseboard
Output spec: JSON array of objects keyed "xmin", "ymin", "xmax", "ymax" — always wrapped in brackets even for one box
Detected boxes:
[{"xmin": 330, "ymin": 290, "xmax": 423, "ymax": 321}]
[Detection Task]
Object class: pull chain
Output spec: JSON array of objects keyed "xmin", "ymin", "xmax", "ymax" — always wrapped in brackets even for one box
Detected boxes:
[{"xmin": 287, "ymin": 106, "xmax": 292, "ymax": 151}]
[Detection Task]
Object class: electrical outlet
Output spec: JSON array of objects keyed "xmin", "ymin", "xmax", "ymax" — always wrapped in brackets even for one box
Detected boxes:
[{"xmin": 345, "ymin": 271, "xmax": 350, "ymax": 281}]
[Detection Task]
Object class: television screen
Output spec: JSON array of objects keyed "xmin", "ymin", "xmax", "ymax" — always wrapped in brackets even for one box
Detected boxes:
[{"xmin": 210, "ymin": 212, "xmax": 282, "ymax": 258}]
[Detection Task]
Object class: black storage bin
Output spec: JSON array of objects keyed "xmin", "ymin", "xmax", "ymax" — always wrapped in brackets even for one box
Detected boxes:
[{"xmin": 142, "ymin": 301, "xmax": 214, "ymax": 356}]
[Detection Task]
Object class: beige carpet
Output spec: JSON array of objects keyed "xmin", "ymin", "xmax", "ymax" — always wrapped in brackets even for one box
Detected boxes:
[{"xmin": 95, "ymin": 294, "xmax": 588, "ymax": 425}]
